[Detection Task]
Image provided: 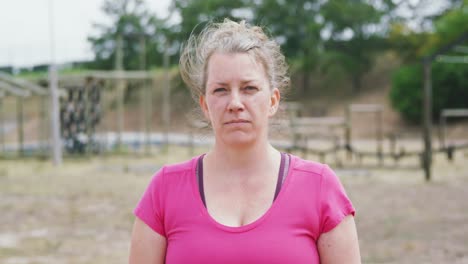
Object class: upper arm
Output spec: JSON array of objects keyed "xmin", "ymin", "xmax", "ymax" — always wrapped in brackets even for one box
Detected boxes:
[
  {"xmin": 317, "ymin": 215, "xmax": 361, "ymax": 264},
  {"xmin": 129, "ymin": 217, "xmax": 167, "ymax": 264}
]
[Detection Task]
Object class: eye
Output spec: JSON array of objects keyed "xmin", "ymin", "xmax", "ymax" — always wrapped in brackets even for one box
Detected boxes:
[
  {"xmin": 213, "ymin": 87, "xmax": 227, "ymax": 93},
  {"xmin": 244, "ymin": 86, "xmax": 258, "ymax": 92}
]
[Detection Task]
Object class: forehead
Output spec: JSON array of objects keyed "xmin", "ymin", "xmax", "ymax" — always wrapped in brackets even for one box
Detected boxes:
[{"xmin": 206, "ymin": 52, "xmax": 268, "ymax": 84}]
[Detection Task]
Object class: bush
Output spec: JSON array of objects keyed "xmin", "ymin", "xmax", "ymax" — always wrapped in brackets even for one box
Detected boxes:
[{"xmin": 390, "ymin": 62, "xmax": 468, "ymax": 123}]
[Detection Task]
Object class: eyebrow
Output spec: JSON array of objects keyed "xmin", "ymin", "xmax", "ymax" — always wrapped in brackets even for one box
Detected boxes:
[{"xmin": 208, "ymin": 79, "xmax": 261, "ymax": 86}]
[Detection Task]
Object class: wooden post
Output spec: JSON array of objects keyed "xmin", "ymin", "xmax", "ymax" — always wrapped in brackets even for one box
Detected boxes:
[
  {"xmin": 17, "ymin": 97, "xmax": 24, "ymax": 156},
  {"xmin": 0, "ymin": 96, "xmax": 4, "ymax": 154},
  {"xmin": 440, "ymin": 113, "xmax": 446, "ymax": 150},
  {"xmin": 139, "ymin": 34, "xmax": 151, "ymax": 154},
  {"xmin": 117, "ymin": 79, "xmax": 125, "ymax": 152},
  {"xmin": 377, "ymin": 109, "xmax": 383, "ymax": 166},
  {"xmin": 143, "ymin": 81, "xmax": 152, "ymax": 154},
  {"xmin": 389, "ymin": 133, "xmax": 397, "ymax": 163},
  {"xmin": 139, "ymin": 35, "xmax": 146, "ymax": 71},
  {"xmin": 101, "ymin": 80, "xmax": 110, "ymax": 157},
  {"xmin": 345, "ymin": 105, "xmax": 352, "ymax": 159},
  {"xmin": 423, "ymin": 60, "xmax": 432, "ymax": 181},
  {"xmin": 115, "ymin": 34, "xmax": 124, "ymax": 151},
  {"xmin": 162, "ymin": 41, "xmax": 171, "ymax": 150},
  {"xmin": 84, "ymin": 78, "xmax": 93, "ymax": 155},
  {"xmin": 48, "ymin": 0, "xmax": 62, "ymax": 165},
  {"xmin": 40, "ymin": 95, "xmax": 48, "ymax": 156},
  {"xmin": 49, "ymin": 67, "xmax": 62, "ymax": 163}
]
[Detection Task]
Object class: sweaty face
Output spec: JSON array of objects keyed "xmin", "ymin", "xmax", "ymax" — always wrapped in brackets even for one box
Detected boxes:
[{"xmin": 200, "ymin": 52, "xmax": 280, "ymax": 148}]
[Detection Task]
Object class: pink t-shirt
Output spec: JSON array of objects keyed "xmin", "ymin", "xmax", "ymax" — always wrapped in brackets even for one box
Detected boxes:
[{"xmin": 134, "ymin": 154, "xmax": 355, "ymax": 263}]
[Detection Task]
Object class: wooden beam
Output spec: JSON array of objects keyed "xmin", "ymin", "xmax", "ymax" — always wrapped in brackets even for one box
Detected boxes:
[
  {"xmin": 349, "ymin": 104, "xmax": 383, "ymax": 112},
  {"xmin": 0, "ymin": 80, "xmax": 31, "ymax": 97},
  {"xmin": 54, "ymin": 71, "xmax": 153, "ymax": 82},
  {"xmin": 88, "ymin": 70, "xmax": 152, "ymax": 80},
  {"xmin": 0, "ymin": 72, "xmax": 48, "ymax": 95},
  {"xmin": 436, "ymin": 55, "xmax": 468, "ymax": 64},
  {"xmin": 441, "ymin": 109, "xmax": 468, "ymax": 117},
  {"xmin": 454, "ymin": 45, "xmax": 468, "ymax": 54},
  {"xmin": 427, "ymin": 32, "xmax": 468, "ymax": 61},
  {"xmin": 292, "ymin": 117, "xmax": 346, "ymax": 126}
]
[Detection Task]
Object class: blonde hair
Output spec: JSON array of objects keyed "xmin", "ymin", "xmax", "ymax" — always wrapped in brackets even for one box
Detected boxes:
[{"xmin": 179, "ymin": 19, "xmax": 290, "ymax": 100}]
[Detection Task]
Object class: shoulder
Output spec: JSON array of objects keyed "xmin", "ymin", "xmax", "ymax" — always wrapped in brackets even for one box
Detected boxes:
[
  {"xmin": 162, "ymin": 156, "xmax": 198, "ymax": 175},
  {"xmin": 287, "ymin": 154, "xmax": 341, "ymax": 190},
  {"xmin": 148, "ymin": 155, "xmax": 199, "ymax": 187},
  {"xmin": 289, "ymin": 154, "xmax": 330, "ymax": 177}
]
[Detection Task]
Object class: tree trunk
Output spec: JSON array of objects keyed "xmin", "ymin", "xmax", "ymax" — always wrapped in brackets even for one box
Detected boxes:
[
  {"xmin": 302, "ymin": 70, "xmax": 309, "ymax": 96},
  {"xmin": 352, "ymin": 74, "xmax": 361, "ymax": 94}
]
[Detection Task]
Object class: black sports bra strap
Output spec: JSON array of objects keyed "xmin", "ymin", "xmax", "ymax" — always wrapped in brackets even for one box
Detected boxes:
[
  {"xmin": 197, "ymin": 153, "xmax": 290, "ymax": 208},
  {"xmin": 273, "ymin": 153, "xmax": 290, "ymax": 200},
  {"xmin": 197, "ymin": 154, "xmax": 207, "ymax": 206}
]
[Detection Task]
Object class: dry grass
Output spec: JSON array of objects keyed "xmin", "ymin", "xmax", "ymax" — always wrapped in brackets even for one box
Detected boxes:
[{"xmin": 0, "ymin": 145, "xmax": 467, "ymax": 263}]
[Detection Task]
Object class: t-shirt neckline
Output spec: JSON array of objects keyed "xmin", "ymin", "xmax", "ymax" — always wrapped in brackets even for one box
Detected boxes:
[{"xmin": 190, "ymin": 153, "xmax": 296, "ymax": 233}]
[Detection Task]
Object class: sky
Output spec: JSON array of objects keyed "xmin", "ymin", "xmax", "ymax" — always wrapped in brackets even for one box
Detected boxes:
[
  {"xmin": 0, "ymin": 0, "xmax": 171, "ymax": 68},
  {"xmin": 0, "ymin": 0, "xmax": 452, "ymax": 68}
]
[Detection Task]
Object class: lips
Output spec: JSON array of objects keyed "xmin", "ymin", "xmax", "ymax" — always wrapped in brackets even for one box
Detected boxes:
[{"xmin": 224, "ymin": 119, "xmax": 250, "ymax": 125}]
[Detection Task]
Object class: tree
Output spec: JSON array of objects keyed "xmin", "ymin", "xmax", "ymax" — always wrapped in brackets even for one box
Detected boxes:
[
  {"xmin": 387, "ymin": 0, "xmax": 466, "ymax": 64},
  {"xmin": 252, "ymin": 0, "xmax": 323, "ymax": 95},
  {"xmin": 252, "ymin": 0, "xmax": 396, "ymax": 94},
  {"xmin": 87, "ymin": 0, "xmax": 166, "ymax": 70},
  {"xmin": 319, "ymin": 0, "xmax": 395, "ymax": 92},
  {"xmin": 169, "ymin": 0, "xmax": 248, "ymax": 54},
  {"xmin": 432, "ymin": 0, "xmax": 468, "ymax": 51},
  {"xmin": 389, "ymin": 0, "xmax": 468, "ymax": 123}
]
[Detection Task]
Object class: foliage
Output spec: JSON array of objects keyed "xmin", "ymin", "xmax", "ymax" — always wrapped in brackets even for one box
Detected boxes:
[
  {"xmin": 86, "ymin": 0, "xmax": 399, "ymax": 95},
  {"xmin": 390, "ymin": 63, "xmax": 468, "ymax": 123},
  {"xmin": 87, "ymin": 0, "xmax": 166, "ymax": 70},
  {"xmin": 390, "ymin": 64, "xmax": 423, "ymax": 122},
  {"xmin": 172, "ymin": 0, "xmax": 248, "ymax": 38},
  {"xmin": 388, "ymin": 0, "xmax": 468, "ymax": 63},
  {"xmin": 432, "ymin": 0, "xmax": 468, "ymax": 49},
  {"xmin": 389, "ymin": 0, "xmax": 468, "ymax": 123},
  {"xmin": 251, "ymin": 0, "xmax": 322, "ymax": 94},
  {"xmin": 388, "ymin": 23, "xmax": 433, "ymax": 63},
  {"xmin": 319, "ymin": 0, "xmax": 394, "ymax": 92},
  {"xmin": 253, "ymin": 0, "xmax": 394, "ymax": 93},
  {"xmin": 85, "ymin": 0, "xmax": 466, "ymax": 107}
]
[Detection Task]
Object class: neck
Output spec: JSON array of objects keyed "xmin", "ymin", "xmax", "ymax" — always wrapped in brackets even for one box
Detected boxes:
[{"xmin": 206, "ymin": 139, "xmax": 279, "ymax": 173}]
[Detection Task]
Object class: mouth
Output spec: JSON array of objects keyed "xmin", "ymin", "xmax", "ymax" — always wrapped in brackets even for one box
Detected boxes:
[{"xmin": 224, "ymin": 119, "xmax": 250, "ymax": 125}]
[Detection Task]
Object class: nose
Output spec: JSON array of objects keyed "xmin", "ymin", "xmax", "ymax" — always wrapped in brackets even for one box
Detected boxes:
[{"xmin": 227, "ymin": 90, "xmax": 244, "ymax": 112}]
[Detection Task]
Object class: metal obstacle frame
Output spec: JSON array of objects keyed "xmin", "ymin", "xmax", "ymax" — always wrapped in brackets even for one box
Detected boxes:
[
  {"xmin": 284, "ymin": 102, "xmax": 426, "ymax": 168},
  {"xmin": 438, "ymin": 108, "xmax": 468, "ymax": 160},
  {"xmin": 0, "ymin": 73, "xmax": 49, "ymax": 157},
  {"xmin": 59, "ymin": 71, "xmax": 156, "ymax": 155},
  {"xmin": 421, "ymin": 31, "xmax": 468, "ymax": 180},
  {"xmin": 344, "ymin": 104, "xmax": 385, "ymax": 165}
]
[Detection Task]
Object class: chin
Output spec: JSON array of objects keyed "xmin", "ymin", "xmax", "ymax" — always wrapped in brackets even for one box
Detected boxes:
[{"xmin": 220, "ymin": 133, "xmax": 258, "ymax": 148}]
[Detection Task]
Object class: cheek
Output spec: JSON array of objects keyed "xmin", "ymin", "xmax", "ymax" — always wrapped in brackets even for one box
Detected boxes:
[
  {"xmin": 205, "ymin": 98, "xmax": 224, "ymax": 119},
  {"xmin": 252, "ymin": 96, "xmax": 272, "ymax": 114}
]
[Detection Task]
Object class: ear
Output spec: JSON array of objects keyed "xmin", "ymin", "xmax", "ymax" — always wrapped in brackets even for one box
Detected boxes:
[
  {"xmin": 199, "ymin": 95, "xmax": 210, "ymax": 120},
  {"xmin": 268, "ymin": 88, "xmax": 281, "ymax": 117}
]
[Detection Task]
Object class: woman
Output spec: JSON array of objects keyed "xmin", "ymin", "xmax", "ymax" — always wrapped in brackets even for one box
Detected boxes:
[{"xmin": 129, "ymin": 19, "xmax": 361, "ymax": 263}]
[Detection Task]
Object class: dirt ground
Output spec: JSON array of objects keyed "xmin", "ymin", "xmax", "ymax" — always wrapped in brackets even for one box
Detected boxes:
[{"xmin": 1, "ymin": 145, "xmax": 467, "ymax": 264}]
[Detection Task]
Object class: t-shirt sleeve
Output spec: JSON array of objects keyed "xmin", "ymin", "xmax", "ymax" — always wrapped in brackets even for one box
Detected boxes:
[
  {"xmin": 133, "ymin": 167, "xmax": 166, "ymax": 237},
  {"xmin": 319, "ymin": 165, "xmax": 355, "ymax": 234}
]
